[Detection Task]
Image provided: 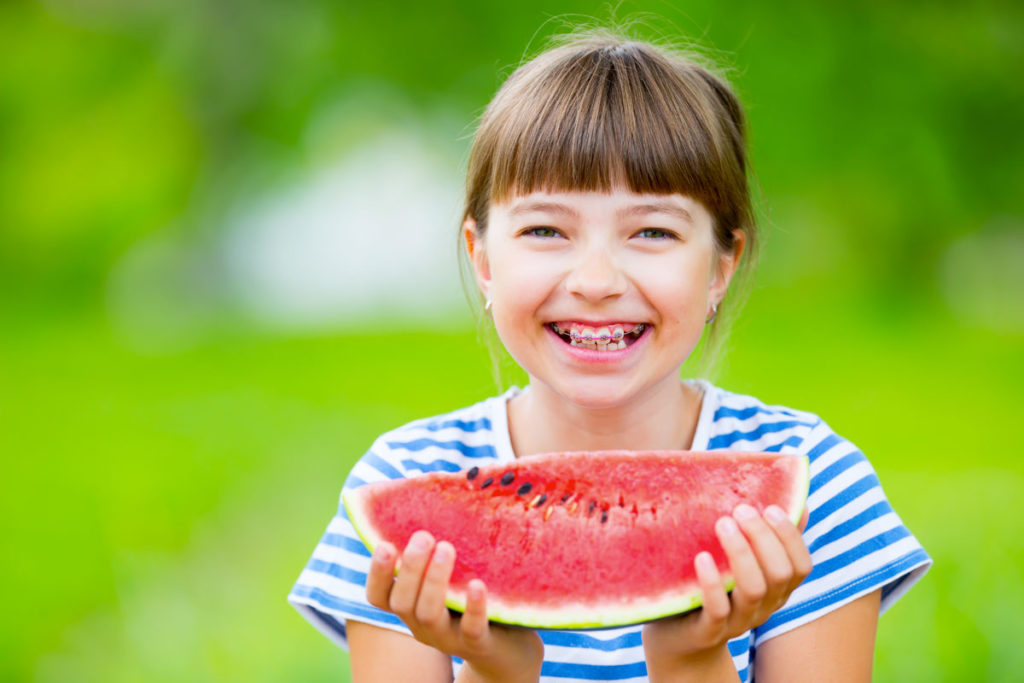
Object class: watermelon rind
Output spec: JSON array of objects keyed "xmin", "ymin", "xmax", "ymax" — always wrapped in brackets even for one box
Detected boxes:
[
  {"xmin": 342, "ymin": 452, "xmax": 809, "ymax": 630},
  {"xmin": 789, "ymin": 453, "xmax": 811, "ymax": 528},
  {"xmin": 438, "ymin": 576, "xmax": 727, "ymax": 630}
]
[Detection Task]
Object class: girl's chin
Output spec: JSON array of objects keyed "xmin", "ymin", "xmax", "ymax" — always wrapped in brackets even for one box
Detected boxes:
[{"xmin": 542, "ymin": 378, "xmax": 652, "ymax": 411}]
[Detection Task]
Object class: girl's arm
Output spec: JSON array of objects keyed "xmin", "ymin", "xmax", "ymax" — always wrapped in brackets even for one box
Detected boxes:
[
  {"xmin": 349, "ymin": 621, "xmax": 547, "ymax": 683},
  {"xmin": 753, "ymin": 589, "xmax": 880, "ymax": 682},
  {"xmin": 350, "ymin": 620, "xmax": 552, "ymax": 683},
  {"xmin": 643, "ymin": 590, "xmax": 880, "ymax": 683},
  {"xmin": 353, "ymin": 531, "xmax": 544, "ymax": 683},
  {"xmin": 348, "ymin": 620, "xmax": 452, "ymax": 682}
]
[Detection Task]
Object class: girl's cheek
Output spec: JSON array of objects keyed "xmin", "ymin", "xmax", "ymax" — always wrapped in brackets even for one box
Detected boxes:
[
  {"xmin": 627, "ymin": 252, "xmax": 712, "ymax": 295},
  {"xmin": 492, "ymin": 252, "xmax": 571, "ymax": 292}
]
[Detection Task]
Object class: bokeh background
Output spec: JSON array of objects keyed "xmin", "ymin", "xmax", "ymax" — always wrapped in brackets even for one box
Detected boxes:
[{"xmin": 2, "ymin": 0, "xmax": 1022, "ymax": 680}]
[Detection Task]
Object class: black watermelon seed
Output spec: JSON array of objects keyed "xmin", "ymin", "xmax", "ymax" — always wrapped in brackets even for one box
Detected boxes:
[
  {"xmin": 481, "ymin": 477, "xmax": 494, "ymax": 489},
  {"xmin": 516, "ymin": 482, "xmax": 533, "ymax": 496},
  {"xmin": 466, "ymin": 466, "xmax": 479, "ymax": 480},
  {"xmin": 560, "ymin": 493, "xmax": 572, "ymax": 503},
  {"xmin": 588, "ymin": 501, "xmax": 597, "ymax": 516},
  {"xmin": 534, "ymin": 494, "xmax": 548, "ymax": 507},
  {"xmin": 501, "ymin": 472, "xmax": 515, "ymax": 486},
  {"xmin": 601, "ymin": 510, "xmax": 609, "ymax": 524}
]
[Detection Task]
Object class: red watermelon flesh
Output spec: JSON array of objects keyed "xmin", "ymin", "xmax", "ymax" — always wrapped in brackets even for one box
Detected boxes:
[{"xmin": 344, "ymin": 450, "xmax": 809, "ymax": 629}]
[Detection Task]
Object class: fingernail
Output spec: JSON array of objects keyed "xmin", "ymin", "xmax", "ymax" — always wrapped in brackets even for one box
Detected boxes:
[
  {"xmin": 373, "ymin": 545, "xmax": 392, "ymax": 563},
  {"xmin": 734, "ymin": 504, "xmax": 757, "ymax": 521},
  {"xmin": 765, "ymin": 505, "xmax": 788, "ymax": 523},
  {"xmin": 432, "ymin": 542, "xmax": 452, "ymax": 564},
  {"xmin": 716, "ymin": 516, "xmax": 739, "ymax": 536},
  {"xmin": 409, "ymin": 531, "xmax": 431, "ymax": 552},
  {"xmin": 696, "ymin": 551, "xmax": 715, "ymax": 572}
]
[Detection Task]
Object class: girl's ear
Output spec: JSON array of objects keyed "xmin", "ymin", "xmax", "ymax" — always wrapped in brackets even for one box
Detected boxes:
[
  {"xmin": 709, "ymin": 229, "xmax": 747, "ymax": 305},
  {"xmin": 463, "ymin": 217, "xmax": 491, "ymax": 299}
]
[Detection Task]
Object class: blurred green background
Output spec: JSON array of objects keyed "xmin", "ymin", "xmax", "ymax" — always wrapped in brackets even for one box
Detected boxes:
[{"xmin": 2, "ymin": 0, "xmax": 1022, "ymax": 680}]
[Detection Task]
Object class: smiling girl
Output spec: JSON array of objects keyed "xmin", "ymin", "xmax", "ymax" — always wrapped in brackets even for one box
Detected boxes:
[{"xmin": 288, "ymin": 30, "xmax": 930, "ymax": 682}]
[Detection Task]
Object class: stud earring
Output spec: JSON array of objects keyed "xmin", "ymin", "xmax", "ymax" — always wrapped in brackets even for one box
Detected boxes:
[
  {"xmin": 705, "ymin": 303, "xmax": 718, "ymax": 324},
  {"xmin": 484, "ymin": 298, "xmax": 492, "ymax": 312}
]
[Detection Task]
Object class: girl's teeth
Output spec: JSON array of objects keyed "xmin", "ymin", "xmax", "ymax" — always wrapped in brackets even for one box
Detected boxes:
[{"xmin": 555, "ymin": 322, "xmax": 644, "ymax": 351}]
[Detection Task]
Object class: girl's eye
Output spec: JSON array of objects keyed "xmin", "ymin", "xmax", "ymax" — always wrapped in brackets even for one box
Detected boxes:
[
  {"xmin": 523, "ymin": 226, "xmax": 561, "ymax": 238},
  {"xmin": 635, "ymin": 228, "xmax": 677, "ymax": 240}
]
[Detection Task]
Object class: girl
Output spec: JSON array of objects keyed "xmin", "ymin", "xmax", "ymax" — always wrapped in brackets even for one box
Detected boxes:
[{"xmin": 289, "ymin": 30, "xmax": 931, "ymax": 682}]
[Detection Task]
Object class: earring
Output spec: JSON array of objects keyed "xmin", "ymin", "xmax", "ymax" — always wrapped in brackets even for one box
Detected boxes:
[
  {"xmin": 484, "ymin": 298, "xmax": 492, "ymax": 312},
  {"xmin": 705, "ymin": 303, "xmax": 718, "ymax": 324}
]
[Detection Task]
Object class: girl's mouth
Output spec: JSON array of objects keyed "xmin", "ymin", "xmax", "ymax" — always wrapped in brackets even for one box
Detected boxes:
[{"xmin": 549, "ymin": 322, "xmax": 647, "ymax": 351}]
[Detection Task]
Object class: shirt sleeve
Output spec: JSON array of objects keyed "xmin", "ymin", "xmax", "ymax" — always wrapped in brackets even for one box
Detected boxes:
[
  {"xmin": 753, "ymin": 422, "xmax": 932, "ymax": 644},
  {"xmin": 287, "ymin": 441, "xmax": 415, "ymax": 650}
]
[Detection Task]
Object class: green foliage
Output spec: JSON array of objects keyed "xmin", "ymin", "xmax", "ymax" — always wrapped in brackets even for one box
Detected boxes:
[{"xmin": 3, "ymin": 0, "xmax": 1023, "ymax": 303}]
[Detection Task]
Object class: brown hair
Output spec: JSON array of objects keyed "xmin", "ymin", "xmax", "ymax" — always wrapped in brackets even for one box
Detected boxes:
[{"xmin": 463, "ymin": 28, "xmax": 759, "ymax": 377}]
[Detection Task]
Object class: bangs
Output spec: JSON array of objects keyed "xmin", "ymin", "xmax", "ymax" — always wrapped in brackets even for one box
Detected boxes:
[{"xmin": 469, "ymin": 41, "xmax": 745, "ymax": 223}]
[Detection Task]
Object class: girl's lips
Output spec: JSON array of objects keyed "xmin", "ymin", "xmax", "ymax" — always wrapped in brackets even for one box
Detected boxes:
[{"xmin": 545, "ymin": 322, "xmax": 651, "ymax": 362}]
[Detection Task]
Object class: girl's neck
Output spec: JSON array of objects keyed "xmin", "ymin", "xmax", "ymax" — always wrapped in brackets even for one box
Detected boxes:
[{"xmin": 506, "ymin": 378, "xmax": 704, "ymax": 457}]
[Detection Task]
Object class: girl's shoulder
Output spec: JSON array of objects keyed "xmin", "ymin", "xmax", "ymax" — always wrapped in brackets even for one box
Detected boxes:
[
  {"xmin": 345, "ymin": 389, "xmax": 520, "ymax": 487},
  {"xmin": 696, "ymin": 380, "xmax": 835, "ymax": 457},
  {"xmin": 701, "ymin": 380, "xmax": 822, "ymax": 425}
]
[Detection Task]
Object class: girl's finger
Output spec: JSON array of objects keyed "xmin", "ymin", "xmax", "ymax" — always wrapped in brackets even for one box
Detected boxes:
[
  {"xmin": 414, "ymin": 540, "xmax": 456, "ymax": 629},
  {"xmin": 365, "ymin": 542, "xmax": 397, "ymax": 610},
  {"xmin": 460, "ymin": 579, "xmax": 490, "ymax": 643},
  {"xmin": 695, "ymin": 551, "xmax": 730, "ymax": 626},
  {"xmin": 797, "ymin": 505, "xmax": 810, "ymax": 532},
  {"xmin": 764, "ymin": 505, "xmax": 814, "ymax": 590},
  {"xmin": 716, "ymin": 515, "xmax": 764, "ymax": 625},
  {"xmin": 388, "ymin": 531, "xmax": 435, "ymax": 619},
  {"xmin": 733, "ymin": 505, "xmax": 794, "ymax": 602}
]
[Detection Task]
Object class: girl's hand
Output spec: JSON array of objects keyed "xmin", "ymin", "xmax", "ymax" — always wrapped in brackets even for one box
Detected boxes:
[
  {"xmin": 366, "ymin": 530, "xmax": 544, "ymax": 683},
  {"xmin": 642, "ymin": 504, "xmax": 812, "ymax": 679}
]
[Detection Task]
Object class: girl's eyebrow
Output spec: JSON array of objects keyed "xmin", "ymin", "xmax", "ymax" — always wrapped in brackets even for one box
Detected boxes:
[
  {"xmin": 507, "ymin": 199, "xmax": 695, "ymax": 225},
  {"xmin": 507, "ymin": 201, "xmax": 581, "ymax": 220},
  {"xmin": 619, "ymin": 201, "xmax": 695, "ymax": 226}
]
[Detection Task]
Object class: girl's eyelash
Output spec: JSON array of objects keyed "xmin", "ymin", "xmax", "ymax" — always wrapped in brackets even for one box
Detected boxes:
[
  {"xmin": 635, "ymin": 228, "xmax": 678, "ymax": 239},
  {"xmin": 520, "ymin": 226, "xmax": 678, "ymax": 239},
  {"xmin": 523, "ymin": 226, "xmax": 561, "ymax": 238}
]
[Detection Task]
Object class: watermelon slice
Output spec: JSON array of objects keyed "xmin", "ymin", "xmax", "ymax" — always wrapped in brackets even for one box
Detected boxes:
[{"xmin": 344, "ymin": 450, "xmax": 809, "ymax": 629}]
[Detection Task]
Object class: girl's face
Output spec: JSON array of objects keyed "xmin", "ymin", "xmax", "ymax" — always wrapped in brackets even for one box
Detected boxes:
[{"xmin": 467, "ymin": 187, "xmax": 743, "ymax": 409}]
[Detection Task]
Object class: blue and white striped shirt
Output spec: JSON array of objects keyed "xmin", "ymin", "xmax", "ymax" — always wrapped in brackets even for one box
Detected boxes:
[{"xmin": 288, "ymin": 382, "xmax": 931, "ymax": 681}]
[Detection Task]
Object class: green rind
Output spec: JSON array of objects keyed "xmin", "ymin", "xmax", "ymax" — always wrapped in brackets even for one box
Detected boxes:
[
  {"xmin": 443, "ymin": 578, "xmax": 737, "ymax": 630},
  {"xmin": 789, "ymin": 455, "xmax": 811, "ymax": 528},
  {"xmin": 343, "ymin": 453, "xmax": 811, "ymax": 630},
  {"xmin": 342, "ymin": 487, "xmax": 384, "ymax": 566}
]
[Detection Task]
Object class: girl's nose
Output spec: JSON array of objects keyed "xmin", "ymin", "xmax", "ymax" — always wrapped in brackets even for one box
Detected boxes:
[{"xmin": 565, "ymin": 245, "xmax": 628, "ymax": 302}]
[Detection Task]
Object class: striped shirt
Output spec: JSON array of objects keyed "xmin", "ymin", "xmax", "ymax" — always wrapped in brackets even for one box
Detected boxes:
[{"xmin": 288, "ymin": 381, "xmax": 931, "ymax": 682}]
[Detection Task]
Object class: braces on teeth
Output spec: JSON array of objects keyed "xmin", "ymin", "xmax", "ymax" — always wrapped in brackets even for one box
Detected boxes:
[{"xmin": 552, "ymin": 323, "xmax": 645, "ymax": 350}]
